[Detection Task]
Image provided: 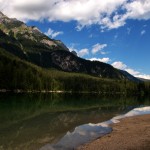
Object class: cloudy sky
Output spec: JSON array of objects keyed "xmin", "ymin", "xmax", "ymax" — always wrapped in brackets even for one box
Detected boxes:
[{"xmin": 0, "ymin": 0, "xmax": 150, "ymax": 79}]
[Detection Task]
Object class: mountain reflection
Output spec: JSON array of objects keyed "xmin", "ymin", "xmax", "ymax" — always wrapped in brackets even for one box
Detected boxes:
[{"xmin": 0, "ymin": 93, "xmax": 149, "ymax": 150}]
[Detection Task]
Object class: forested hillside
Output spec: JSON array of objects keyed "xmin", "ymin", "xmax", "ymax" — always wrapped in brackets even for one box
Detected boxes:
[{"xmin": 0, "ymin": 48, "xmax": 149, "ymax": 95}]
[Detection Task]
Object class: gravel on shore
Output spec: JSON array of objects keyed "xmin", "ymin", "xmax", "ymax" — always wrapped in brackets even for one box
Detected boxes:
[{"xmin": 77, "ymin": 114, "xmax": 150, "ymax": 150}]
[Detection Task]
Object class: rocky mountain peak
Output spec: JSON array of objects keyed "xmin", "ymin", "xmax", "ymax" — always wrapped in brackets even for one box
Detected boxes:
[
  {"xmin": 0, "ymin": 11, "xmax": 7, "ymax": 23},
  {"xmin": 31, "ymin": 26, "xmax": 41, "ymax": 33},
  {"xmin": 0, "ymin": 12, "xmax": 69, "ymax": 52},
  {"xmin": 0, "ymin": 11, "xmax": 5, "ymax": 17}
]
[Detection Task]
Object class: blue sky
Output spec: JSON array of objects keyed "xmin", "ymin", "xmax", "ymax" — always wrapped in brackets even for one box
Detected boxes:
[{"xmin": 1, "ymin": 0, "xmax": 150, "ymax": 79}]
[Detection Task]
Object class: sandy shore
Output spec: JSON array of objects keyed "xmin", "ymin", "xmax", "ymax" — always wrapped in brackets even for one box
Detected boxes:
[{"xmin": 77, "ymin": 114, "xmax": 150, "ymax": 150}]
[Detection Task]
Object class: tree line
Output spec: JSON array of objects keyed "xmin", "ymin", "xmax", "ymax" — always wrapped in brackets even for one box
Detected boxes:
[{"xmin": 0, "ymin": 48, "xmax": 150, "ymax": 95}]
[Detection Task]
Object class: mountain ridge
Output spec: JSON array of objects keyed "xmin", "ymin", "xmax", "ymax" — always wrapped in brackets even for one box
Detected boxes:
[{"xmin": 0, "ymin": 11, "xmax": 140, "ymax": 82}]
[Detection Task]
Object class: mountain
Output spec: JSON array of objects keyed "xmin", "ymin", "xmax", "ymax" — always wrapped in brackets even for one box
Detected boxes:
[
  {"xmin": 137, "ymin": 78, "xmax": 150, "ymax": 82},
  {"xmin": 0, "ymin": 11, "xmax": 140, "ymax": 82},
  {"xmin": 119, "ymin": 70, "xmax": 140, "ymax": 82},
  {"xmin": 0, "ymin": 12, "xmax": 69, "ymax": 52}
]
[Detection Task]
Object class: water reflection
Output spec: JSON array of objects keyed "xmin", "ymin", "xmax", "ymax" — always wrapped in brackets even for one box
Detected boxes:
[{"xmin": 0, "ymin": 93, "xmax": 149, "ymax": 150}]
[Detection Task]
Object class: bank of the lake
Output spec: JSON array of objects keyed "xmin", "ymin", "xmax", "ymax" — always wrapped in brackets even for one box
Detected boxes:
[
  {"xmin": 1, "ymin": 89, "xmax": 146, "ymax": 96},
  {"xmin": 78, "ymin": 114, "xmax": 150, "ymax": 150}
]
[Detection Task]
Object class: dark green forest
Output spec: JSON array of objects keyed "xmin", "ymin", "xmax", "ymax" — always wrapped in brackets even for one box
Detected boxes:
[{"xmin": 0, "ymin": 48, "xmax": 149, "ymax": 95}]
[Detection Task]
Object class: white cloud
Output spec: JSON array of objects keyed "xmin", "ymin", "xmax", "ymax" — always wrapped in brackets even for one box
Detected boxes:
[
  {"xmin": 100, "ymin": 14, "xmax": 127, "ymax": 30},
  {"xmin": 89, "ymin": 57, "xmax": 111, "ymax": 63},
  {"xmin": 124, "ymin": 0, "xmax": 150, "ymax": 20},
  {"xmin": 112, "ymin": 61, "xmax": 127, "ymax": 70},
  {"xmin": 68, "ymin": 45, "xmax": 89, "ymax": 57},
  {"xmin": 69, "ymin": 43, "xmax": 108, "ymax": 57},
  {"xmin": 45, "ymin": 28, "xmax": 63, "ymax": 38},
  {"xmin": 141, "ymin": 30, "xmax": 146, "ymax": 35},
  {"xmin": 78, "ymin": 48, "xmax": 89, "ymax": 57},
  {"xmin": 125, "ymin": 68, "xmax": 140, "ymax": 76},
  {"xmin": 126, "ymin": 69, "xmax": 150, "ymax": 80},
  {"xmin": 112, "ymin": 61, "xmax": 150, "ymax": 79},
  {"xmin": 1, "ymin": 0, "xmax": 150, "ymax": 30},
  {"xmin": 112, "ymin": 61, "xmax": 139, "ymax": 76},
  {"xmin": 92, "ymin": 43, "xmax": 107, "ymax": 54},
  {"xmin": 136, "ymin": 74, "xmax": 150, "ymax": 80}
]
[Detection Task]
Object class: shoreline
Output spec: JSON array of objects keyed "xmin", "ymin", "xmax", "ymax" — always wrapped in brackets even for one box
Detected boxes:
[
  {"xmin": 0, "ymin": 89, "xmax": 143, "ymax": 96},
  {"xmin": 0, "ymin": 89, "xmax": 123, "ymax": 94},
  {"xmin": 77, "ymin": 114, "xmax": 150, "ymax": 150},
  {"xmin": 39, "ymin": 107, "xmax": 150, "ymax": 150}
]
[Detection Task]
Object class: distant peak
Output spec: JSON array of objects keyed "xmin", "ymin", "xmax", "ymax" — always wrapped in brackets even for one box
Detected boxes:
[
  {"xmin": 0, "ymin": 11, "xmax": 5, "ymax": 17},
  {"xmin": 31, "ymin": 26, "xmax": 41, "ymax": 33},
  {"xmin": 0, "ymin": 11, "xmax": 4, "ymax": 14},
  {"xmin": 0, "ymin": 11, "xmax": 8, "ymax": 20}
]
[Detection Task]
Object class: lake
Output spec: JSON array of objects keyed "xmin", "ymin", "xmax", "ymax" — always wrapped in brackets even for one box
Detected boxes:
[{"xmin": 0, "ymin": 93, "xmax": 149, "ymax": 150}]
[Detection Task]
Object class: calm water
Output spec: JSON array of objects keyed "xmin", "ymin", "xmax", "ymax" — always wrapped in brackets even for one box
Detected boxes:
[{"xmin": 0, "ymin": 93, "xmax": 149, "ymax": 150}]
